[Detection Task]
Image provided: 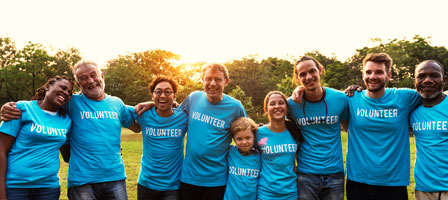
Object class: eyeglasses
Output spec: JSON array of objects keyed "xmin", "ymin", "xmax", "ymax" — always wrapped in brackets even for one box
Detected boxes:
[
  {"xmin": 154, "ymin": 90, "xmax": 173, "ymax": 97},
  {"xmin": 303, "ymin": 88, "xmax": 328, "ymax": 124}
]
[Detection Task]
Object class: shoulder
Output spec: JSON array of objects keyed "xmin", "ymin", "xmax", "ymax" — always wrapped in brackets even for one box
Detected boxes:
[
  {"xmin": 222, "ymin": 94, "xmax": 244, "ymax": 107},
  {"xmin": 325, "ymin": 87, "xmax": 348, "ymax": 100},
  {"xmin": 105, "ymin": 94, "xmax": 125, "ymax": 103},
  {"xmin": 173, "ymin": 108, "xmax": 188, "ymax": 118}
]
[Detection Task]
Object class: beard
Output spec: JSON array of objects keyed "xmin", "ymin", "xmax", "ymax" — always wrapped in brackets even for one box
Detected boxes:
[{"xmin": 365, "ymin": 81, "xmax": 386, "ymax": 92}]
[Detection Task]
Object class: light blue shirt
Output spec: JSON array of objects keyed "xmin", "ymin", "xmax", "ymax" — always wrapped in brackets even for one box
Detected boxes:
[
  {"xmin": 410, "ymin": 97, "xmax": 448, "ymax": 192},
  {"xmin": 346, "ymin": 88, "xmax": 421, "ymax": 186},
  {"xmin": 129, "ymin": 107, "xmax": 188, "ymax": 191},
  {"xmin": 288, "ymin": 87, "xmax": 348, "ymax": 174},
  {"xmin": 65, "ymin": 94, "xmax": 134, "ymax": 187},
  {"xmin": 0, "ymin": 100, "xmax": 71, "ymax": 188},
  {"xmin": 224, "ymin": 145, "xmax": 260, "ymax": 200},
  {"xmin": 256, "ymin": 125, "xmax": 298, "ymax": 200},
  {"xmin": 179, "ymin": 91, "xmax": 247, "ymax": 187}
]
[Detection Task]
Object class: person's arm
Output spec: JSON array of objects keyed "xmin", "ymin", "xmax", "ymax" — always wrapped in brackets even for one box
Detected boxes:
[
  {"xmin": 128, "ymin": 121, "xmax": 141, "ymax": 133},
  {"xmin": 291, "ymin": 86, "xmax": 305, "ymax": 103},
  {"xmin": 341, "ymin": 120, "xmax": 349, "ymax": 132},
  {"xmin": 344, "ymin": 85, "xmax": 363, "ymax": 97},
  {"xmin": 0, "ymin": 133, "xmax": 15, "ymax": 200},
  {"xmin": 134, "ymin": 101, "xmax": 155, "ymax": 117},
  {"xmin": 1, "ymin": 102, "xmax": 21, "ymax": 121},
  {"xmin": 59, "ymin": 144, "xmax": 70, "ymax": 163}
]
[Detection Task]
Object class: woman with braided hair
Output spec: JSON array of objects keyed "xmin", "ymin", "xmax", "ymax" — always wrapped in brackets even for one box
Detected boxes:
[{"xmin": 0, "ymin": 75, "xmax": 74, "ymax": 200}]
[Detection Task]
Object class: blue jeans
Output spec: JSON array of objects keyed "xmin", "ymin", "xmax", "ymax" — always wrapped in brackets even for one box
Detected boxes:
[
  {"xmin": 297, "ymin": 172, "xmax": 345, "ymax": 200},
  {"xmin": 137, "ymin": 184, "xmax": 179, "ymax": 200},
  {"xmin": 67, "ymin": 180, "xmax": 128, "ymax": 200},
  {"xmin": 6, "ymin": 187, "xmax": 60, "ymax": 200}
]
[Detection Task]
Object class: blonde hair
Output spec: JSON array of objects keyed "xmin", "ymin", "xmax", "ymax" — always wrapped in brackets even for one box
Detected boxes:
[
  {"xmin": 230, "ymin": 117, "xmax": 257, "ymax": 137},
  {"xmin": 201, "ymin": 63, "xmax": 230, "ymax": 80}
]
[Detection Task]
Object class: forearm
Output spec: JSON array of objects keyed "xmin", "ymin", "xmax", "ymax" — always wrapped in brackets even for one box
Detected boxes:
[{"xmin": 0, "ymin": 153, "xmax": 8, "ymax": 200}]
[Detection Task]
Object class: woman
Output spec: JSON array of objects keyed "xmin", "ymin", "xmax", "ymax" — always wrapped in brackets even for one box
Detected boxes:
[
  {"xmin": 0, "ymin": 76, "xmax": 73, "ymax": 200},
  {"xmin": 257, "ymin": 91, "xmax": 302, "ymax": 200}
]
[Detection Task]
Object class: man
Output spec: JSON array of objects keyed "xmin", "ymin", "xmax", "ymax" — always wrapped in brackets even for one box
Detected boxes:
[
  {"xmin": 1, "ymin": 60, "xmax": 140, "ymax": 199},
  {"xmin": 136, "ymin": 63, "xmax": 247, "ymax": 200},
  {"xmin": 288, "ymin": 56, "xmax": 348, "ymax": 200},
  {"xmin": 410, "ymin": 60, "xmax": 448, "ymax": 200},
  {"xmin": 345, "ymin": 53, "xmax": 421, "ymax": 200}
]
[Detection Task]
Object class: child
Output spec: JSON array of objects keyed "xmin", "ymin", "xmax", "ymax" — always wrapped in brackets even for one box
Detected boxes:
[{"xmin": 224, "ymin": 117, "xmax": 261, "ymax": 200}]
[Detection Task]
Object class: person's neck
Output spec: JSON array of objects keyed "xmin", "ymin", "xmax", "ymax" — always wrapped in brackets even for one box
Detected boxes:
[
  {"xmin": 268, "ymin": 119, "xmax": 286, "ymax": 133},
  {"xmin": 156, "ymin": 108, "xmax": 174, "ymax": 117},
  {"xmin": 38, "ymin": 100, "xmax": 58, "ymax": 112},
  {"xmin": 367, "ymin": 88, "xmax": 386, "ymax": 99},
  {"xmin": 86, "ymin": 93, "xmax": 106, "ymax": 101},
  {"xmin": 422, "ymin": 93, "xmax": 446, "ymax": 108},
  {"xmin": 207, "ymin": 93, "xmax": 223, "ymax": 104},
  {"xmin": 304, "ymin": 87, "xmax": 324, "ymax": 102}
]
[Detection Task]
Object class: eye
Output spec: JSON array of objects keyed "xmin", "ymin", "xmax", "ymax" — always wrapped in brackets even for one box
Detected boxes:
[{"xmin": 299, "ymin": 72, "xmax": 306, "ymax": 77}]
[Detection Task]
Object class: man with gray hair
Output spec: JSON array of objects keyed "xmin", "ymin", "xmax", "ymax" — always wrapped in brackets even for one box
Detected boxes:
[
  {"xmin": 410, "ymin": 60, "xmax": 448, "ymax": 200},
  {"xmin": 1, "ymin": 60, "xmax": 140, "ymax": 200}
]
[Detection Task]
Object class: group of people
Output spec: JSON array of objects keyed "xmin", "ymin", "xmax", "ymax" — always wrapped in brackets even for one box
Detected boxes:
[{"xmin": 0, "ymin": 52, "xmax": 446, "ymax": 200}]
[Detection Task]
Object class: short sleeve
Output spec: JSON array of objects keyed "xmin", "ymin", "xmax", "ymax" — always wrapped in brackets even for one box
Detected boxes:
[
  {"xmin": 120, "ymin": 102, "xmax": 135, "ymax": 128},
  {"xmin": 0, "ymin": 103, "xmax": 24, "ymax": 138},
  {"xmin": 179, "ymin": 93, "xmax": 193, "ymax": 114},
  {"xmin": 340, "ymin": 95, "xmax": 349, "ymax": 121}
]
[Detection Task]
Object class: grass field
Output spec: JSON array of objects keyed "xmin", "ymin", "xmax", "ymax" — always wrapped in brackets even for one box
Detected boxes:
[{"xmin": 58, "ymin": 129, "xmax": 417, "ymax": 200}]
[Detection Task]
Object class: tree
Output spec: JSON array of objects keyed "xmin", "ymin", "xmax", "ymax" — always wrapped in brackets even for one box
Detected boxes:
[
  {"xmin": 228, "ymin": 86, "xmax": 264, "ymax": 123},
  {"xmin": 104, "ymin": 49, "xmax": 181, "ymax": 105}
]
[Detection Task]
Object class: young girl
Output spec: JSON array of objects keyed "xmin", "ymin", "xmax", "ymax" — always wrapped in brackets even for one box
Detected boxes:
[
  {"xmin": 224, "ymin": 117, "xmax": 261, "ymax": 200},
  {"xmin": 257, "ymin": 91, "xmax": 303, "ymax": 200}
]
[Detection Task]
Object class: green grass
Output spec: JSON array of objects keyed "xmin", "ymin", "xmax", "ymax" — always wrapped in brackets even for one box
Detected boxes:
[{"xmin": 58, "ymin": 129, "xmax": 417, "ymax": 200}]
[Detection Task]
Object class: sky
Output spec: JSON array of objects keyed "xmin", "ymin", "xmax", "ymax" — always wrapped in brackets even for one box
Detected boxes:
[{"xmin": 2, "ymin": 0, "xmax": 448, "ymax": 67}]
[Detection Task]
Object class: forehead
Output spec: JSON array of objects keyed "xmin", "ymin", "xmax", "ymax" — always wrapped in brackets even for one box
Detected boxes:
[
  {"xmin": 268, "ymin": 94, "xmax": 285, "ymax": 102},
  {"xmin": 75, "ymin": 64, "xmax": 101, "ymax": 76},
  {"xmin": 203, "ymin": 68, "xmax": 226, "ymax": 79},
  {"xmin": 296, "ymin": 60, "xmax": 318, "ymax": 73},
  {"xmin": 364, "ymin": 61, "xmax": 386, "ymax": 72},
  {"xmin": 234, "ymin": 129, "xmax": 253, "ymax": 137},
  {"xmin": 53, "ymin": 79, "xmax": 72, "ymax": 88},
  {"xmin": 154, "ymin": 81, "xmax": 173, "ymax": 89},
  {"xmin": 416, "ymin": 62, "xmax": 443, "ymax": 75}
]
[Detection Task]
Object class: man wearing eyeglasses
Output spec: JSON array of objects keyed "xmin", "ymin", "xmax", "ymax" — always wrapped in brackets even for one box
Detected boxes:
[
  {"xmin": 135, "ymin": 63, "xmax": 247, "ymax": 200},
  {"xmin": 288, "ymin": 56, "xmax": 349, "ymax": 200},
  {"xmin": 410, "ymin": 60, "xmax": 447, "ymax": 200},
  {"xmin": 345, "ymin": 53, "xmax": 421, "ymax": 200}
]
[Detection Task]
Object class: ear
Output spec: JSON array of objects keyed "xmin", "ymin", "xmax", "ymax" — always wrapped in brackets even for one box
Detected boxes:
[
  {"xmin": 224, "ymin": 78, "xmax": 230, "ymax": 86},
  {"xmin": 45, "ymin": 85, "xmax": 50, "ymax": 91},
  {"xmin": 173, "ymin": 93, "xmax": 177, "ymax": 101},
  {"xmin": 386, "ymin": 71, "xmax": 392, "ymax": 81}
]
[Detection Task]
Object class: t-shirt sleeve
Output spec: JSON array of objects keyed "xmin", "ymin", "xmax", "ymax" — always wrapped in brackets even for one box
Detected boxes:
[
  {"xmin": 0, "ymin": 103, "xmax": 23, "ymax": 137},
  {"xmin": 340, "ymin": 95, "xmax": 349, "ymax": 121},
  {"xmin": 238, "ymin": 102, "xmax": 248, "ymax": 118},
  {"xmin": 400, "ymin": 88, "xmax": 422, "ymax": 110},
  {"xmin": 178, "ymin": 93, "xmax": 192, "ymax": 114},
  {"xmin": 120, "ymin": 102, "xmax": 135, "ymax": 128}
]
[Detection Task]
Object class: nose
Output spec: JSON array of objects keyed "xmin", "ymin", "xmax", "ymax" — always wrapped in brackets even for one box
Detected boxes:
[
  {"xmin": 306, "ymin": 73, "xmax": 313, "ymax": 80},
  {"xmin": 210, "ymin": 79, "xmax": 217, "ymax": 85}
]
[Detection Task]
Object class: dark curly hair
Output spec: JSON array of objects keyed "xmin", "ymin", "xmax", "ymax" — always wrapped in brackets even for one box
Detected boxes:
[{"xmin": 32, "ymin": 75, "xmax": 74, "ymax": 116}]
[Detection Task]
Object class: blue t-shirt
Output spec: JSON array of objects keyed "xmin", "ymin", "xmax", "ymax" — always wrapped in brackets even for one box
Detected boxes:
[
  {"xmin": 346, "ymin": 88, "xmax": 421, "ymax": 186},
  {"xmin": 224, "ymin": 145, "xmax": 261, "ymax": 200},
  {"xmin": 256, "ymin": 125, "xmax": 298, "ymax": 200},
  {"xmin": 0, "ymin": 100, "xmax": 71, "ymax": 188},
  {"xmin": 129, "ymin": 107, "xmax": 188, "ymax": 191},
  {"xmin": 288, "ymin": 87, "xmax": 348, "ymax": 174},
  {"xmin": 410, "ymin": 97, "xmax": 448, "ymax": 192},
  {"xmin": 179, "ymin": 91, "xmax": 247, "ymax": 187},
  {"xmin": 65, "ymin": 94, "xmax": 134, "ymax": 187}
]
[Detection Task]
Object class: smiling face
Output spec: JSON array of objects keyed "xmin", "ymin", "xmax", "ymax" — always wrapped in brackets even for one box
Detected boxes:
[
  {"xmin": 44, "ymin": 79, "xmax": 73, "ymax": 110},
  {"xmin": 295, "ymin": 59, "xmax": 322, "ymax": 91},
  {"xmin": 415, "ymin": 61, "xmax": 445, "ymax": 100},
  {"xmin": 152, "ymin": 81, "xmax": 176, "ymax": 116},
  {"xmin": 75, "ymin": 64, "xmax": 105, "ymax": 101},
  {"xmin": 362, "ymin": 61, "xmax": 391, "ymax": 93},
  {"xmin": 203, "ymin": 68, "xmax": 229, "ymax": 104},
  {"xmin": 266, "ymin": 93, "xmax": 288, "ymax": 121},
  {"xmin": 234, "ymin": 128, "xmax": 255, "ymax": 154}
]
